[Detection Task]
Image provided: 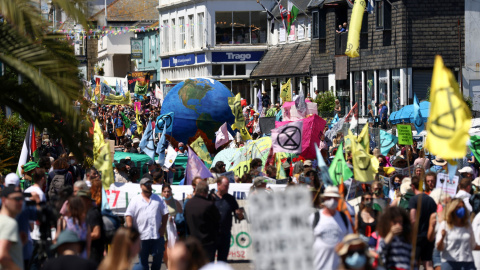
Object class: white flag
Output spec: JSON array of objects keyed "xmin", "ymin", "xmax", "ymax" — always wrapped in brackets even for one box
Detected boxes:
[
  {"xmin": 155, "ymin": 84, "xmax": 164, "ymax": 106},
  {"xmin": 164, "ymin": 144, "xmax": 178, "ymax": 169}
]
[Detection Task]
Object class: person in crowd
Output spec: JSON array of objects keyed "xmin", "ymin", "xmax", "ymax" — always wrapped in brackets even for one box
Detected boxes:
[
  {"xmin": 177, "ymin": 142, "xmax": 188, "ymax": 156},
  {"xmin": 98, "ymin": 227, "xmax": 141, "ymax": 270},
  {"xmin": 42, "ymin": 230, "xmax": 97, "ymax": 270},
  {"xmin": 184, "ymin": 181, "xmax": 220, "ymax": 261},
  {"xmin": 261, "ymin": 91, "xmax": 271, "ymax": 114},
  {"xmin": 455, "ymin": 178, "xmax": 473, "ymax": 213},
  {"xmin": 152, "ymin": 171, "xmax": 164, "ymax": 185},
  {"xmin": 162, "ymin": 184, "xmax": 183, "ymax": 269},
  {"xmin": 388, "ymin": 174, "xmax": 403, "ymax": 201},
  {"xmin": 334, "ymin": 99, "xmax": 341, "ymax": 115},
  {"xmin": 84, "ymin": 167, "xmax": 99, "ymax": 188},
  {"xmin": 248, "ymin": 158, "xmax": 264, "ymax": 178},
  {"xmin": 458, "ymin": 166, "xmax": 474, "ymax": 179},
  {"xmin": 305, "ymin": 170, "xmax": 321, "ymax": 190},
  {"xmin": 436, "ymin": 198, "xmax": 479, "ymax": 269},
  {"xmin": 380, "ymin": 100, "xmax": 388, "ymax": 129},
  {"xmin": 114, "ymin": 161, "xmax": 130, "ymax": 183},
  {"xmin": 415, "ymin": 164, "xmax": 425, "ymax": 179},
  {"xmin": 0, "ymin": 185, "xmax": 25, "ymax": 270},
  {"xmin": 73, "ymin": 180, "xmax": 89, "ymax": 196},
  {"xmin": 19, "ymin": 161, "xmax": 38, "ymax": 190},
  {"xmin": 250, "ymin": 176, "xmax": 270, "ymax": 195},
  {"xmin": 472, "ymin": 205, "xmax": 480, "ymax": 269},
  {"xmin": 371, "ymin": 181, "xmax": 388, "ymax": 210},
  {"xmin": 343, "ymin": 22, "xmax": 348, "ymax": 32},
  {"xmin": 125, "ymin": 176, "xmax": 168, "ymax": 270},
  {"xmin": 246, "ymin": 113, "xmax": 260, "ymax": 135},
  {"xmin": 265, "ymin": 165, "xmax": 277, "ymax": 179},
  {"xmin": 336, "ymin": 234, "xmax": 374, "ymax": 270},
  {"xmin": 48, "ymin": 158, "xmax": 74, "ymax": 199},
  {"xmin": 409, "ymin": 176, "xmax": 437, "ymax": 270},
  {"xmin": 67, "ymin": 153, "xmax": 83, "ymax": 181},
  {"xmin": 130, "ymin": 138, "xmax": 141, "ymax": 154},
  {"xmin": 336, "ymin": 24, "xmax": 345, "ymax": 33},
  {"xmin": 430, "ymin": 157, "xmax": 447, "ymax": 174},
  {"xmin": 310, "ymin": 186, "xmax": 353, "ymax": 270},
  {"xmin": 377, "ymin": 206, "xmax": 412, "ymax": 269},
  {"xmin": 414, "ymin": 149, "xmax": 431, "ymax": 170},
  {"xmin": 427, "ymin": 188, "xmax": 452, "ymax": 270},
  {"xmin": 355, "ymin": 193, "xmax": 378, "ymax": 242},
  {"xmin": 77, "ymin": 190, "xmax": 104, "ymax": 265},
  {"xmin": 210, "ymin": 161, "xmax": 226, "ymax": 180},
  {"xmin": 367, "ymin": 104, "xmax": 374, "ymax": 127},
  {"xmin": 212, "ymin": 176, "xmax": 244, "ymax": 262},
  {"xmin": 168, "ymin": 237, "xmax": 209, "ymax": 270},
  {"xmin": 425, "ymin": 171, "xmax": 437, "ymax": 195}
]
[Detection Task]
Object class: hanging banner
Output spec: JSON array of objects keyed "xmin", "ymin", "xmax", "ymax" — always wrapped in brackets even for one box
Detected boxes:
[
  {"xmin": 127, "ymin": 71, "xmax": 151, "ymax": 94},
  {"xmin": 130, "ymin": 38, "xmax": 143, "ymax": 59}
]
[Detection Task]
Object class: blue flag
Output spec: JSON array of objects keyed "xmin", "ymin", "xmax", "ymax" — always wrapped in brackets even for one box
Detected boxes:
[
  {"xmin": 139, "ymin": 121, "xmax": 155, "ymax": 160},
  {"xmin": 380, "ymin": 130, "xmax": 398, "ymax": 156},
  {"xmin": 366, "ymin": 0, "xmax": 375, "ymax": 13},
  {"xmin": 155, "ymin": 112, "xmax": 174, "ymax": 134},
  {"xmin": 329, "ymin": 114, "xmax": 339, "ymax": 128},
  {"xmin": 100, "ymin": 82, "xmax": 111, "ymax": 96},
  {"xmin": 115, "ymin": 80, "xmax": 119, "ymax": 95},
  {"xmin": 156, "ymin": 121, "xmax": 168, "ymax": 166},
  {"xmin": 315, "ymin": 143, "xmax": 334, "ymax": 187},
  {"xmin": 413, "ymin": 93, "xmax": 425, "ymax": 133}
]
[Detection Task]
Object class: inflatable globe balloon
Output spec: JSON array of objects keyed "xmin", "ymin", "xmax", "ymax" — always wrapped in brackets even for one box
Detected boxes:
[{"xmin": 161, "ymin": 78, "xmax": 235, "ymax": 144}]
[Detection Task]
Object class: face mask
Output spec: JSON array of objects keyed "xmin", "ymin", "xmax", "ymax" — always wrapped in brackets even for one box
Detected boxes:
[
  {"xmin": 69, "ymin": 160, "xmax": 75, "ymax": 165},
  {"xmin": 345, "ymin": 252, "xmax": 367, "ymax": 269},
  {"xmin": 163, "ymin": 196, "xmax": 172, "ymax": 201},
  {"xmin": 455, "ymin": 207, "xmax": 465, "ymax": 219},
  {"xmin": 364, "ymin": 202, "xmax": 373, "ymax": 208},
  {"xmin": 393, "ymin": 182, "xmax": 401, "ymax": 189},
  {"xmin": 179, "ymin": 147, "xmax": 184, "ymax": 150},
  {"xmin": 323, "ymin": 198, "xmax": 338, "ymax": 210},
  {"xmin": 373, "ymin": 190, "xmax": 381, "ymax": 196},
  {"xmin": 304, "ymin": 177, "xmax": 311, "ymax": 184},
  {"xmin": 256, "ymin": 167, "xmax": 262, "ymax": 173}
]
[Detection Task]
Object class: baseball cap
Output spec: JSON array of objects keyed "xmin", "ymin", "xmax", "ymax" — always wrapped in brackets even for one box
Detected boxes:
[
  {"xmin": 458, "ymin": 167, "xmax": 474, "ymax": 174},
  {"xmin": 253, "ymin": 176, "xmax": 268, "ymax": 187},
  {"xmin": 50, "ymin": 230, "xmax": 85, "ymax": 251},
  {"xmin": 132, "ymin": 138, "xmax": 140, "ymax": 144},
  {"xmin": 322, "ymin": 186, "xmax": 340, "ymax": 198},
  {"xmin": 1, "ymin": 185, "xmax": 23, "ymax": 198},
  {"xmin": 76, "ymin": 190, "xmax": 92, "ymax": 199},
  {"xmin": 139, "ymin": 177, "xmax": 153, "ymax": 185},
  {"xmin": 146, "ymin": 160, "xmax": 155, "ymax": 166},
  {"xmin": 5, "ymin": 173, "xmax": 20, "ymax": 187},
  {"xmin": 304, "ymin": 160, "xmax": 312, "ymax": 167}
]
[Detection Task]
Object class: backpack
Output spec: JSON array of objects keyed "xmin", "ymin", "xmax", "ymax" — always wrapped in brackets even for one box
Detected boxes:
[
  {"xmin": 470, "ymin": 193, "xmax": 480, "ymax": 215},
  {"xmin": 48, "ymin": 173, "xmax": 66, "ymax": 199},
  {"xmin": 312, "ymin": 210, "xmax": 349, "ymax": 230},
  {"xmin": 101, "ymin": 209, "xmax": 121, "ymax": 244},
  {"xmin": 399, "ymin": 191, "xmax": 415, "ymax": 210}
]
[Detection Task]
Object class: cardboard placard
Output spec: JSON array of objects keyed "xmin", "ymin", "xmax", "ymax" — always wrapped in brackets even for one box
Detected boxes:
[
  {"xmin": 436, "ymin": 173, "xmax": 459, "ymax": 198},
  {"xmin": 397, "ymin": 124, "xmax": 413, "ymax": 145}
]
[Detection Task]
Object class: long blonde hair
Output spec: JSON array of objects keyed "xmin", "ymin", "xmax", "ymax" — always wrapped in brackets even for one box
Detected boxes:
[
  {"xmin": 98, "ymin": 227, "xmax": 140, "ymax": 270},
  {"xmin": 445, "ymin": 199, "xmax": 470, "ymax": 229}
]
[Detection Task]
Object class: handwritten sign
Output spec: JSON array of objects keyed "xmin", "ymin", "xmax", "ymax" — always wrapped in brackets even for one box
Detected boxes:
[
  {"xmin": 397, "ymin": 124, "xmax": 413, "ymax": 145},
  {"xmin": 248, "ymin": 187, "xmax": 314, "ymax": 270},
  {"xmin": 436, "ymin": 173, "xmax": 459, "ymax": 197}
]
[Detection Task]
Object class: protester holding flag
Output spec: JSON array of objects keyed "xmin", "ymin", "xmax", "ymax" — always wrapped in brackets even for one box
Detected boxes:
[{"xmin": 355, "ymin": 193, "xmax": 379, "ymax": 242}]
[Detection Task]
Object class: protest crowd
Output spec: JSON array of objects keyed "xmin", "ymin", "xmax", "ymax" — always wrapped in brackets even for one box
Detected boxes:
[{"xmin": 2, "ymin": 55, "xmax": 480, "ymax": 270}]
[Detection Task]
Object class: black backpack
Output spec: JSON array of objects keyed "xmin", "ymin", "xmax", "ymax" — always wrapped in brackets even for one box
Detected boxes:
[
  {"xmin": 101, "ymin": 209, "xmax": 121, "ymax": 244},
  {"xmin": 470, "ymin": 193, "xmax": 480, "ymax": 215},
  {"xmin": 48, "ymin": 173, "xmax": 66, "ymax": 199}
]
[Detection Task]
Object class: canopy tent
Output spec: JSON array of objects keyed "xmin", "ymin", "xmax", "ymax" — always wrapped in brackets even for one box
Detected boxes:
[{"xmin": 389, "ymin": 101, "xmax": 430, "ymax": 124}]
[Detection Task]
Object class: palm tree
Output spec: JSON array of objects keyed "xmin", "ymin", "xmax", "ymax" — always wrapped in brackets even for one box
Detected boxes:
[{"xmin": 0, "ymin": 0, "xmax": 92, "ymax": 161}]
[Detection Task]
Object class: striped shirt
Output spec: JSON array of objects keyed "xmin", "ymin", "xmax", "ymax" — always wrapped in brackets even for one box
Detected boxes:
[{"xmin": 378, "ymin": 236, "xmax": 413, "ymax": 270}]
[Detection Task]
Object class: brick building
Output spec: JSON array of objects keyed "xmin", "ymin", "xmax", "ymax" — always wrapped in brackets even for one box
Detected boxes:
[{"xmin": 309, "ymin": 0, "xmax": 464, "ymax": 117}]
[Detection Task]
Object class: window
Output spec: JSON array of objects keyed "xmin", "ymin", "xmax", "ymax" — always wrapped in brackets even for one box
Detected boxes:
[
  {"xmin": 376, "ymin": 0, "xmax": 391, "ymax": 30},
  {"xmin": 215, "ymin": 11, "xmax": 267, "ymax": 45},
  {"xmin": 156, "ymin": 35, "xmax": 160, "ymax": 56},
  {"xmin": 391, "ymin": 69, "xmax": 400, "ymax": 112},
  {"xmin": 212, "ymin": 65, "xmax": 222, "ymax": 76},
  {"xmin": 162, "ymin": 20, "xmax": 168, "ymax": 53},
  {"xmin": 179, "ymin": 17, "xmax": 185, "ymax": 49},
  {"xmin": 360, "ymin": 12, "xmax": 368, "ymax": 49},
  {"xmin": 312, "ymin": 11, "xmax": 319, "ymax": 38},
  {"xmin": 379, "ymin": 70, "xmax": 388, "ymax": 104},
  {"xmin": 224, "ymin": 64, "xmax": 234, "ymax": 75},
  {"xmin": 236, "ymin": 64, "xmax": 246, "ymax": 75},
  {"xmin": 198, "ymin": 13, "xmax": 204, "ymax": 47},
  {"xmin": 150, "ymin": 35, "xmax": 155, "ymax": 61},
  {"xmin": 188, "ymin": 15, "xmax": 194, "ymax": 49},
  {"xmin": 365, "ymin": 71, "xmax": 375, "ymax": 115},
  {"xmin": 354, "ymin": 72, "xmax": 363, "ymax": 114},
  {"xmin": 171, "ymin": 19, "xmax": 176, "ymax": 51}
]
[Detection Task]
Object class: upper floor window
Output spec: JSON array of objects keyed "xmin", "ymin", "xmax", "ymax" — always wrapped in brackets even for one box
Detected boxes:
[
  {"xmin": 215, "ymin": 11, "xmax": 267, "ymax": 45},
  {"xmin": 376, "ymin": 0, "xmax": 391, "ymax": 30},
  {"xmin": 171, "ymin": 19, "xmax": 176, "ymax": 51},
  {"xmin": 162, "ymin": 20, "xmax": 168, "ymax": 53},
  {"xmin": 312, "ymin": 11, "xmax": 319, "ymax": 38},
  {"xmin": 198, "ymin": 13, "xmax": 204, "ymax": 48},
  {"xmin": 188, "ymin": 15, "xmax": 194, "ymax": 49},
  {"xmin": 179, "ymin": 17, "xmax": 186, "ymax": 49}
]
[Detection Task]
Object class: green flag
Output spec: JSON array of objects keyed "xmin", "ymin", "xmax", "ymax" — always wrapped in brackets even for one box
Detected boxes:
[
  {"xmin": 287, "ymin": 5, "xmax": 300, "ymax": 35},
  {"xmin": 469, "ymin": 135, "xmax": 480, "ymax": 162},
  {"xmin": 328, "ymin": 142, "xmax": 353, "ymax": 186},
  {"xmin": 120, "ymin": 112, "xmax": 131, "ymax": 129}
]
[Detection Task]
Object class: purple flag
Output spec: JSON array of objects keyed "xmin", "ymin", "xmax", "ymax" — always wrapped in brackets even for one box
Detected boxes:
[
  {"xmin": 271, "ymin": 120, "xmax": 303, "ymax": 154},
  {"xmin": 185, "ymin": 146, "xmax": 213, "ymax": 185},
  {"xmin": 215, "ymin": 122, "xmax": 230, "ymax": 149},
  {"xmin": 257, "ymin": 89, "xmax": 263, "ymax": 113}
]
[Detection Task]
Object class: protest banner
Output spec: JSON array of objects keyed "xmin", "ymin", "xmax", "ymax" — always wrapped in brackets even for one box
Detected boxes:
[
  {"xmin": 127, "ymin": 71, "xmax": 151, "ymax": 93},
  {"xmin": 248, "ymin": 187, "xmax": 314, "ymax": 270},
  {"xmin": 281, "ymin": 101, "xmax": 318, "ymax": 121},
  {"xmin": 436, "ymin": 173, "xmax": 459, "ymax": 197},
  {"xmin": 393, "ymin": 165, "xmax": 415, "ymax": 177},
  {"xmin": 397, "ymin": 124, "xmax": 413, "ymax": 145}
]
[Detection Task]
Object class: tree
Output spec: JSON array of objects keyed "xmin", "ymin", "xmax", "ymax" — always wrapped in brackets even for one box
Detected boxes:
[
  {"xmin": 315, "ymin": 89, "xmax": 336, "ymax": 117},
  {"xmin": 0, "ymin": 108, "xmax": 29, "ymax": 174},
  {"xmin": 0, "ymin": 0, "xmax": 92, "ymax": 162}
]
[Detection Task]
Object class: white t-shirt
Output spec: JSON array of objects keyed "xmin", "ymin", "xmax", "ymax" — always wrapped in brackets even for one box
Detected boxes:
[
  {"xmin": 435, "ymin": 220, "xmax": 476, "ymax": 262},
  {"xmin": 310, "ymin": 210, "xmax": 353, "ymax": 270},
  {"xmin": 472, "ymin": 214, "xmax": 480, "ymax": 269},
  {"xmin": 24, "ymin": 185, "xmax": 46, "ymax": 240},
  {"xmin": 125, "ymin": 193, "xmax": 169, "ymax": 240}
]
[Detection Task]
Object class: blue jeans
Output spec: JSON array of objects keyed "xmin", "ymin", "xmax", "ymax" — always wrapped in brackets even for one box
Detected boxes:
[
  {"xmin": 133, "ymin": 238, "xmax": 165, "ymax": 270},
  {"xmin": 441, "ymin": 261, "xmax": 476, "ymax": 270}
]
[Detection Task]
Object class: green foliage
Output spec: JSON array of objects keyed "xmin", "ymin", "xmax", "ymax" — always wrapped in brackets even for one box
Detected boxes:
[
  {"xmin": 0, "ymin": 109, "xmax": 29, "ymax": 174},
  {"xmin": 315, "ymin": 90, "xmax": 336, "ymax": 115}
]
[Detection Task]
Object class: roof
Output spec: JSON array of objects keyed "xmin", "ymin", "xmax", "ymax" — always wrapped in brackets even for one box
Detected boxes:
[
  {"xmin": 90, "ymin": 0, "xmax": 158, "ymax": 22},
  {"xmin": 272, "ymin": 0, "xmax": 311, "ymax": 17},
  {"xmin": 307, "ymin": 0, "xmax": 349, "ymax": 9},
  {"xmin": 250, "ymin": 42, "xmax": 311, "ymax": 78}
]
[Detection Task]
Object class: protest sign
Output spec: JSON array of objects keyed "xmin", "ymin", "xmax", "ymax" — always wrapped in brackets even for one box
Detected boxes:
[
  {"xmin": 220, "ymin": 171, "xmax": 235, "ymax": 183},
  {"xmin": 379, "ymin": 175, "xmax": 391, "ymax": 190},
  {"xmin": 436, "ymin": 173, "xmax": 459, "ymax": 197},
  {"xmin": 397, "ymin": 124, "xmax": 413, "ymax": 145},
  {"xmin": 259, "ymin": 117, "xmax": 276, "ymax": 135},
  {"xmin": 248, "ymin": 187, "xmax": 314, "ymax": 270}
]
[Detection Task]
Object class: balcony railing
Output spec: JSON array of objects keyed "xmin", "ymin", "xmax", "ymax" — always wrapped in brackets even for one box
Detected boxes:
[{"xmin": 335, "ymin": 33, "xmax": 348, "ymax": 55}]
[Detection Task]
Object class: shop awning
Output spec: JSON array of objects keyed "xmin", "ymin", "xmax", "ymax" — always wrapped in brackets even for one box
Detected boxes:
[{"xmin": 250, "ymin": 42, "xmax": 311, "ymax": 78}]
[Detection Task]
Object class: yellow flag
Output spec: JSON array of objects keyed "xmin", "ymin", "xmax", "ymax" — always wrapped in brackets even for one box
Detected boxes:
[
  {"xmin": 228, "ymin": 93, "xmax": 245, "ymax": 130},
  {"xmin": 345, "ymin": 0, "xmax": 366, "ymax": 58},
  {"xmin": 190, "ymin": 136, "xmax": 212, "ymax": 165},
  {"xmin": 357, "ymin": 124, "xmax": 370, "ymax": 152},
  {"xmin": 135, "ymin": 107, "xmax": 143, "ymax": 135},
  {"xmin": 351, "ymin": 131, "xmax": 379, "ymax": 182},
  {"xmin": 344, "ymin": 130, "xmax": 356, "ymax": 153},
  {"xmin": 280, "ymin": 79, "xmax": 292, "ymax": 102},
  {"xmin": 425, "ymin": 55, "xmax": 471, "ymax": 159},
  {"xmin": 239, "ymin": 126, "xmax": 252, "ymax": 141},
  {"xmin": 166, "ymin": 78, "xmax": 172, "ymax": 84},
  {"xmin": 93, "ymin": 119, "xmax": 104, "ymax": 161},
  {"xmin": 94, "ymin": 143, "xmax": 115, "ymax": 190}
]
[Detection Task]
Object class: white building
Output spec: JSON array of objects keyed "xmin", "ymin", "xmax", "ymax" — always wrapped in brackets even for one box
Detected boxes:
[
  {"xmin": 463, "ymin": 0, "xmax": 480, "ymax": 111},
  {"xmin": 158, "ymin": 0, "xmax": 268, "ymax": 103}
]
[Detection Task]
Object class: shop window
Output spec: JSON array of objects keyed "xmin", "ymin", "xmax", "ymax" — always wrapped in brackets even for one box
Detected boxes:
[
  {"xmin": 215, "ymin": 11, "xmax": 267, "ymax": 45},
  {"xmin": 378, "ymin": 70, "xmax": 388, "ymax": 105},
  {"xmin": 224, "ymin": 65, "xmax": 234, "ymax": 76},
  {"xmin": 354, "ymin": 72, "xmax": 363, "ymax": 115},
  {"xmin": 212, "ymin": 65, "xmax": 222, "ymax": 76},
  {"xmin": 236, "ymin": 64, "xmax": 246, "ymax": 75},
  {"xmin": 391, "ymin": 69, "xmax": 400, "ymax": 112},
  {"xmin": 162, "ymin": 20, "xmax": 168, "ymax": 53},
  {"xmin": 365, "ymin": 71, "xmax": 375, "ymax": 115},
  {"xmin": 376, "ymin": 0, "xmax": 391, "ymax": 30},
  {"xmin": 317, "ymin": 76, "xmax": 328, "ymax": 92},
  {"xmin": 318, "ymin": 10, "xmax": 327, "ymax": 53}
]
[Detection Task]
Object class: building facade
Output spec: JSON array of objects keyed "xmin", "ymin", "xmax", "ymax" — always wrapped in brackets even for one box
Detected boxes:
[
  {"xmin": 158, "ymin": 0, "xmax": 268, "ymax": 102},
  {"xmin": 135, "ymin": 23, "xmax": 161, "ymax": 83}
]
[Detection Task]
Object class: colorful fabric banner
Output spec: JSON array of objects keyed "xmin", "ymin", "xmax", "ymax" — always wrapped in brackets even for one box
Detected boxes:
[
  {"xmin": 134, "ymin": 102, "xmax": 141, "ymax": 112},
  {"xmin": 120, "ymin": 112, "xmax": 131, "ymax": 129},
  {"xmin": 215, "ymin": 122, "xmax": 230, "ymax": 149},
  {"xmin": 345, "ymin": 0, "xmax": 366, "ymax": 58},
  {"xmin": 257, "ymin": 89, "xmax": 263, "ymax": 114},
  {"xmin": 135, "ymin": 107, "xmax": 143, "ymax": 134},
  {"xmin": 380, "ymin": 130, "xmax": 398, "ymax": 156},
  {"xmin": 280, "ymin": 79, "xmax": 292, "ymax": 102},
  {"xmin": 150, "ymin": 95, "xmax": 159, "ymax": 107},
  {"xmin": 470, "ymin": 136, "xmax": 480, "ymax": 163},
  {"xmin": 239, "ymin": 127, "xmax": 252, "ymax": 141},
  {"xmin": 94, "ymin": 142, "xmax": 115, "ymax": 190},
  {"xmin": 271, "ymin": 120, "xmax": 303, "ymax": 154},
  {"xmin": 325, "ymin": 116, "xmax": 345, "ymax": 141},
  {"xmin": 100, "ymin": 82, "xmax": 112, "ymax": 96},
  {"xmin": 155, "ymin": 112, "xmax": 174, "ymax": 134},
  {"xmin": 328, "ymin": 142, "xmax": 353, "ymax": 186},
  {"xmin": 350, "ymin": 130, "xmax": 379, "ymax": 182},
  {"xmin": 16, "ymin": 124, "xmax": 38, "ymax": 176},
  {"xmin": 139, "ymin": 120, "xmax": 155, "ymax": 160},
  {"xmin": 156, "ymin": 122, "xmax": 168, "ymax": 165},
  {"xmin": 413, "ymin": 93, "xmax": 425, "ymax": 133},
  {"xmin": 155, "ymin": 84, "xmax": 163, "ymax": 104},
  {"xmin": 287, "ymin": 5, "xmax": 299, "ymax": 35},
  {"xmin": 315, "ymin": 143, "xmax": 334, "ymax": 187},
  {"xmin": 93, "ymin": 119, "xmax": 104, "ymax": 161},
  {"xmin": 357, "ymin": 123, "xmax": 370, "ymax": 152},
  {"xmin": 190, "ymin": 136, "xmax": 212, "ymax": 165},
  {"xmin": 425, "ymin": 55, "xmax": 471, "ymax": 159},
  {"xmin": 134, "ymin": 81, "xmax": 148, "ymax": 95},
  {"xmin": 228, "ymin": 93, "xmax": 245, "ymax": 130},
  {"xmin": 185, "ymin": 146, "xmax": 213, "ymax": 185}
]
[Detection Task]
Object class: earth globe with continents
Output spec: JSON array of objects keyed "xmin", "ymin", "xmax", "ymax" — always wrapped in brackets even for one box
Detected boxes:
[{"xmin": 160, "ymin": 78, "xmax": 235, "ymax": 144}]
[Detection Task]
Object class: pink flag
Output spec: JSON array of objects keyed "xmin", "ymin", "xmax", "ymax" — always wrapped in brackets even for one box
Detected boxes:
[
  {"xmin": 185, "ymin": 146, "xmax": 213, "ymax": 185},
  {"xmin": 271, "ymin": 120, "xmax": 303, "ymax": 154},
  {"xmin": 134, "ymin": 102, "xmax": 141, "ymax": 112},
  {"xmin": 215, "ymin": 123, "xmax": 230, "ymax": 149}
]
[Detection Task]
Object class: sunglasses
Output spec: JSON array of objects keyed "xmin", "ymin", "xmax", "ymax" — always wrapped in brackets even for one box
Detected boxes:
[
  {"xmin": 9, "ymin": 196, "xmax": 24, "ymax": 202},
  {"xmin": 143, "ymin": 182, "xmax": 153, "ymax": 186}
]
